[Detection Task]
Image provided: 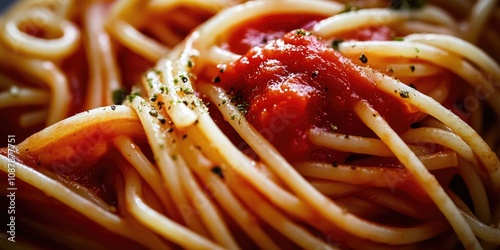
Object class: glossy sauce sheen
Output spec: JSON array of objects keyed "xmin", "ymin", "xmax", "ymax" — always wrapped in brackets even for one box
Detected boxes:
[{"xmin": 216, "ymin": 31, "xmax": 417, "ymax": 163}]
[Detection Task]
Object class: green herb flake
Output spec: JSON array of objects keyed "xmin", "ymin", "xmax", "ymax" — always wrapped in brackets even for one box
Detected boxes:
[
  {"xmin": 146, "ymin": 77, "xmax": 153, "ymax": 89},
  {"xmin": 399, "ymin": 90, "xmax": 410, "ymax": 98},
  {"xmin": 295, "ymin": 29, "xmax": 311, "ymax": 36},
  {"xmin": 393, "ymin": 36, "xmax": 404, "ymax": 41},
  {"xmin": 182, "ymin": 88, "xmax": 193, "ymax": 94},
  {"xmin": 236, "ymin": 102, "xmax": 249, "ymax": 115},
  {"xmin": 127, "ymin": 91, "xmax": 141, "ymax": 103},
  {"xmin": 112, "ymin": 88, "xmax": 127, "ymax": 105}
]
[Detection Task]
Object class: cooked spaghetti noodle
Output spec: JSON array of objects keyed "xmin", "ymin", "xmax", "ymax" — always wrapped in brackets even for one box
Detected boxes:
[{"xmin": 1, "ymin": 0, "xmax": 499, "ymax": 249}]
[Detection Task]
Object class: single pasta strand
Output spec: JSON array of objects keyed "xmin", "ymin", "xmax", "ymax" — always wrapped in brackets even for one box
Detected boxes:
[
  {"xmin": 17, "ymin": 105, "xmax": 143, "ymax": 152},
  {"xmin": 356, "ymin": 188, "xmax": 431, "ymax": 219},
  {"xmin": 312, "ymin": 7, "xmax": 457, "ymax": 37},
  {"xmin": 166, "ymin": 10, "xmax": 203, "ymax": 32},
  {"xmin": 393, "ymin": 20, "xmax": 458, "ymax": 36},
  {"xmin": 207, "ymin": 46, "xmax": 240, "ymax": 64},
  {"xmin": 295, "ymin": 162, "xmax": 413, "ymax": 189},
  {"xmin": 85, "ymin": 1, "xmax": 122, "ymax": 107},
  {"xmin": 417, "ymin": 151, "xmax": 458, "ymax": 170},
  {"xmin": 457, "ymin": 159, "xmax": 492, "ymax": 224},
  {"xmin": 401, "ymin": 127, "xmax": 477, "ymax": 165},
  {"xmin": 353, "ymin": 100, "xmax": 480, "ymax": 249},
  {"xmin": 313, "ymin": 8, "xmax": 406, "ymax": 36},
  {"xmin": 83, "ymin": 2, "xmax": 104, "ymax": 110},
  {"xmin": 334, "ymin": 196, "xmax": 391, "ymax": 219},
  {"xmin": 308, "ymin": 127, "xmax": 394, "ymax": 157},
  {"xmin": 19, "ymin": 109, "xmax": 48, "ymax": 128},
  {"xmin": 107, "ymin": 0, "xmax": 148, "ymax": 26},
  {"xmin": 367, "ymin": 63, "xmax": 442, "ymax": 78},
  {"xmin": 146, "ymin": 0, "xmax": 229, "ymax": 13},
  {"xmin": 147, "ymin": 22, "xmax": 183, "ymax": 47},
  {"xmin": 308, "ymin": 179, "xmax": 365, "ymax": 198},
  {"xmin": 464, "ymin": 0, "xmax": 498, "ymax": 43},
  {"xmin": 0, "ymin": 88, "xmax": 50, "ymax": 108},
  {"xmin": 105, "ymin": 19, "xmax": 168, "ymax": 62}
]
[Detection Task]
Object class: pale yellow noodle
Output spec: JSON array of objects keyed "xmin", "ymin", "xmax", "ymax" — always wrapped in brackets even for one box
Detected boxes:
[
  {"xmin": 19, "ymin": 109, "xmax": 48, "ymax": 127},
  {"xmin": 354, "ymin": 100, "xmax": 479, "ymax": 248},
  {"xmin": 113, "ymin": 135, "xmax": 182, "ymax": 223},
  {"xmin": 120, "ymin": 161, "xmax": 223, "ymax": 250}
]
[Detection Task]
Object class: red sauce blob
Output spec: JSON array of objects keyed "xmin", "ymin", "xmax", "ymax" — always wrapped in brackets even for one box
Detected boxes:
[{"xmin": 215, "ymin": 30, "xmax": 418, "ymax": 163}]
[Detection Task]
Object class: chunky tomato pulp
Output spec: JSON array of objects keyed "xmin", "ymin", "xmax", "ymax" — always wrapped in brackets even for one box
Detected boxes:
[{"xmin": 215, "ymin": 31, "xmax": 417, "ymax": 163}]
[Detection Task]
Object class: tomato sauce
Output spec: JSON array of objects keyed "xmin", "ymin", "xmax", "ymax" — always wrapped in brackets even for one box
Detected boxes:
[
  {"xmin": 214, "ymin": 30, "xmax": 418, "ymax": 163},
  {"xmin": 223, "ymin": 14, "xmax": 327, "ymax": 55},
  {"xmin": 336, "ymin": 26, "xmax": 394, "ymax": 41}
]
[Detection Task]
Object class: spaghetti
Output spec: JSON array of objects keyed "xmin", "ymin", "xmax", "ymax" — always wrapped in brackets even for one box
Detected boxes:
[{"xmin": 1, "ymin": 0, "xmax": 499, "ymax": 249}]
